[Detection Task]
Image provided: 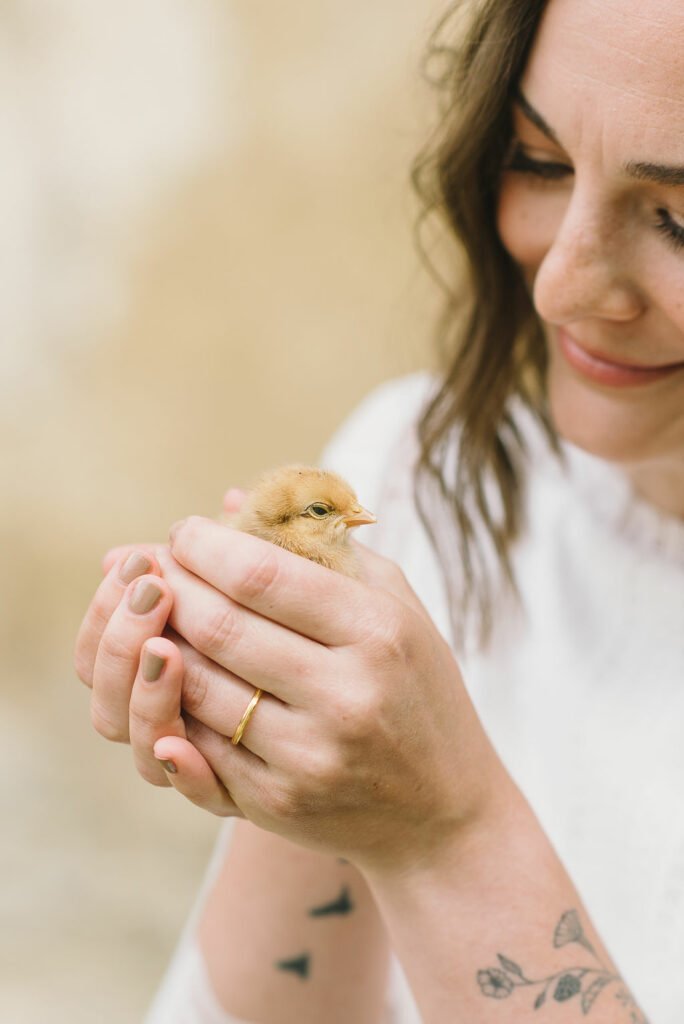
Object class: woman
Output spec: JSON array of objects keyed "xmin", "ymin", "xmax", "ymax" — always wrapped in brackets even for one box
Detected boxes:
[{"xmin": 75, "ymin": 0, "xmax": 684, "ymax": 1020}]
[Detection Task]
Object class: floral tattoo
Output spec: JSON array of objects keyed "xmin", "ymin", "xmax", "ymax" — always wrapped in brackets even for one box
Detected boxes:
[{"xmin": 476, "ymin": 910, "xmax": 649, "ymax": 1020}]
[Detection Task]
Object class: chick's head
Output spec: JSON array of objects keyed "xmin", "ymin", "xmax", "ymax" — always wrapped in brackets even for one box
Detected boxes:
[{"xmin": 239, "ymin": 465, "xmax": 375, "ymax": 570}]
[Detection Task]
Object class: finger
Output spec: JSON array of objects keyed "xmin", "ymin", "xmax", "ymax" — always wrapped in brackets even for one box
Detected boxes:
[
  {"xmin": 157, "ymin": 545, "xmax": 331, "ymax": 708},
  {"xmin": 129, "ymin": 638, "xmax": 187, "ymax": 786},
  {"xmin": 102, "ymin": 543, "xmax": 162, "ymax": 576},
  {"xmin": 173, "ymin": 633, "xmax": 296, "ymax": 762},
  {"xmin": 169, "ymin": 516, "xmax": 381, "ymax": 646},
  {"xmin": 153, "ymin": 734, "xmax": 244, "ymax": 817},
  {"xmin": 75, "ymin": 549, "xmax": 161, "ymax": 687},
  {"xmin": 90, "ymin": 574, "xmax": 173, "ymax": 742},
  {"xmin": 181, "ymin": 716, "xmax": 273, "ymax": 819},
  {"xmin": 222, "ymin": 487, "xmax": 247, "ymax": 515}
]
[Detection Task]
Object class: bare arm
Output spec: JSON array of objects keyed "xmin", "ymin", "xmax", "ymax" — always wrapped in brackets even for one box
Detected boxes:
[
  {"xmin": 365, "ymin": 784, "xmax": 648, "ymax": 1023},
  {"xmin": 157, "ymin": 518, "xmax": 651, "ymax": 1024},
  {"xmin": 199, "ymin": 822, "xmax": 389, "ymax": 1024},
  {"xmin": 74, "ymin": 544, "xmax": 389, "ymax": 1024}
]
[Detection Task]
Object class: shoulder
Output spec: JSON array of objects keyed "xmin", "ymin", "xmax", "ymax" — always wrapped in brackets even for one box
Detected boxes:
[{"xmin": 319, "ymin": 372, "xmax": 437, "ymax": 508}]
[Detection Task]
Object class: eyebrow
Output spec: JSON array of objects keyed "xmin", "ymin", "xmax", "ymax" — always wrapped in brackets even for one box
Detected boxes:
[
  {"xmin": 623, "ymin": 161, "xmax": 684, "ymax": 187},
  {"xmin": 514, "ymin": 91, "xmax": 684, "ymax": 187}
]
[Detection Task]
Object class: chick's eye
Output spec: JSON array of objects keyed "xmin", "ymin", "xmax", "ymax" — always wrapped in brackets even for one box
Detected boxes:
[{"xmin": 306, "ymin": 503, "xmax": 331, "ymax": 518}]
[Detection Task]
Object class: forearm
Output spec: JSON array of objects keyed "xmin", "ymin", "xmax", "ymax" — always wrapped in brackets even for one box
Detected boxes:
[
  {"xmin": 364, "ymin": 784, "xmax": 648, "ymax": 1023},
  {"xmin": 198, "ymin": 820, "xmax": 390, "ymax": 1024}
]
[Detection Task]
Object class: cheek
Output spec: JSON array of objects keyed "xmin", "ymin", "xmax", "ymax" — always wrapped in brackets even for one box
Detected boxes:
[{"xmin": 496, "ymin": 176, "xmax": 562, "ymax": 284}]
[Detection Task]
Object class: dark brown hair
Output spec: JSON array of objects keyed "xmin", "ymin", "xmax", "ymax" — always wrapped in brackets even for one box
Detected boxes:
[{"xmin": 413, "ymin": 0, "xmax": 559, "ymax": 646}]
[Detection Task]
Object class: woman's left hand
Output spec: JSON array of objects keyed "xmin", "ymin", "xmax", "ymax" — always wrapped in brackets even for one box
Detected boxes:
[{"xmin": 152, "ymin": 516, "xmax": 507, "ymax": 875}]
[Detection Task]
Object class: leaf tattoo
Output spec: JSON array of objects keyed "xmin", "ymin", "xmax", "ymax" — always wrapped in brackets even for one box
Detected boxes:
[
  {"xmin": 475, "ymin": 909, "xmax": 650, "ymax": 1020},
  {"xmin": 582, "ymin": 976, "xmax": 613, "ymax": 1013},
  {"xmin": 497, "ymin": 953, "xmax": 526, "ymax": 980}
]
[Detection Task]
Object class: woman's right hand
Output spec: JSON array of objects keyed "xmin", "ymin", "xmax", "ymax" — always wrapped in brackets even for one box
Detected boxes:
[
  {"xmin": 73, "ymin": 489, "xmax": 248, "ymax": 796},
  {"xmin": 74, "ymin": 542, "xmax": 185, "ymax": 786}
]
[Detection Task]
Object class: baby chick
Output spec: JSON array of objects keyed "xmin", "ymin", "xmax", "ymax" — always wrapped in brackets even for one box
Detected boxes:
[{"xmin": 225, "ymin": 465, "xmax": 376, "ymax": 576}]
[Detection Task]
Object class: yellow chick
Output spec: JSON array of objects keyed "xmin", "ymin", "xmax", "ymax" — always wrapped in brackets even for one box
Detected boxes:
[{"xmin": 225, "ymin": 465, "xmax": 376, "ymax": 576}]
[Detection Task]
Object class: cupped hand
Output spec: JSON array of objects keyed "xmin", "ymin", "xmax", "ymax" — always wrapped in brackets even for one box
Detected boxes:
[
  {"xmin": 152, "ymin": 515, "xmax": 507, "ymax": 875},
  {"xmin": 73, "ymin": 488, "xmax": 248, "ymax": 796}
]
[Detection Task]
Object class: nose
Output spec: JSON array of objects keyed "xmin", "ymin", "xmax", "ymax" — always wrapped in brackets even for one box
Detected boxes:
[{"xmin": 533, "ymin": 187, "xmax": 644, "ymax": 327}]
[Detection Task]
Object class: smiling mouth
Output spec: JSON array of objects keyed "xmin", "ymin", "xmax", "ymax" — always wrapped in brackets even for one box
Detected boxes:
[{"xmin": 557, "ymin": 329, "xmax": 684, "ymax": 388}]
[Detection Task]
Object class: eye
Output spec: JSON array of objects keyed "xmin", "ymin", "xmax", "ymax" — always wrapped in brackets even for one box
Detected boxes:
[
  {"xmin": 503, "ymin": 142, "xmax": 574, "ymax": 181},
  {"xmin": 305, "ymin": 503, "xmax": 332, "ymax": 519},
  {"xmin": 654, "ymin": 207, "xmax": 684, "ymax": 253}
]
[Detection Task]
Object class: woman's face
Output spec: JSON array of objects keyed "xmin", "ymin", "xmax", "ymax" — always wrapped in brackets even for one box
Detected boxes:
[{"xmin": 497, "ymin": 0, "xmax": 684, "ymax": 512}]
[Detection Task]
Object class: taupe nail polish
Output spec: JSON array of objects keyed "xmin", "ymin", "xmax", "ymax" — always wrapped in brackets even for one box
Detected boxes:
[
  {"xmin": 119, "ymin": 551, "xmax": 152, "ymax": 585},
  {"xmin": 129, "ymin": 579, "xmax": 162, "ymax": 614},
  {"xmin": 142, "ymin": 649, "xmax": 165, "ymax": 682},
  {"xmin": 159, "ymin": 759, "xmax": 177, "ymax": 774}
]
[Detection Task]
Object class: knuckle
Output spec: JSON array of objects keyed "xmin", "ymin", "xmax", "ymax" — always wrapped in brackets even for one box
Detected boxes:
[
  {"xmin": 267, "ymin": 779, "xmax": 301, "ymax": 820},
  {"xmin": 90, "ymin": 698, "xmax": 129, "ymax": 743},
  {"xmin": 235, "ymin": 547, "xmax": 281, "ymax": 605},
  {"xmin": 173, "ymin": 515, "xmax": 203, "ymax": 556},
  {"xmin": 364, "ymin": 603, "xmax": 412, "ymax": 667},
  {"xmin": 180, "ymin": 657, "xmax": 211, "ymax": 714},
  {"xmin": 178, "ymin": 514, "xmax": 202, "ymax": 540},
  {"xmin": 89, "ymin": 592, "xmax": 116, "ymax": 636},
  {"xmin": 98, "ymin": 629, "xmax": 138, "ymax": 675},
  {"xmin": 73, "ymin": 595, "xmax": 118, "ymax": 686},
  {"xmin": 195, "ymin": 604, "xmax": 241, "ymax": 658},
  {"xmin": 304, "ymin": 746, "xmax": 342, "ymax": 792},
  {"xmin": 336, "ymin": 688, "xmax": 378, "ymax": 741},
  {"xmin": 128, "ymin": 701, "xmax": 161, "ymax": 734}
]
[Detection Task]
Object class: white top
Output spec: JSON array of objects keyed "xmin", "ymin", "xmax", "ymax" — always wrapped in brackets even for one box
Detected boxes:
[{"xmin": 146, "ymin": 373, "xmax": 684, "ymax": 1024}]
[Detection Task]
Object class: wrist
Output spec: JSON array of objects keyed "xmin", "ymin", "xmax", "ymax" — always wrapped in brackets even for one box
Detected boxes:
[
  {"xmin": 361, "ymin": 774, "xmax": 539, "ymax": 900},
  {"xmin": 356, "ymin": 733, "xmax": 524, "ymax": 882},
  {"xmin": 358, "ymin": 774, "xmax": 618, "ymax": 1023}
]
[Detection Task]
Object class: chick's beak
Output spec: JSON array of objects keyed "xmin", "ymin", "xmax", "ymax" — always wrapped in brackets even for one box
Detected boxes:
[{"xmin": 342, "ymin": 506, "xmax": 377, "ymax": 528}]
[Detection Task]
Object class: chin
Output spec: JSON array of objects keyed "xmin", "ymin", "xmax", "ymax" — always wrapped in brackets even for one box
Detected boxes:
[{"xmin": 545, "ymin": 349, "xmax": 675, "ymax": 466}]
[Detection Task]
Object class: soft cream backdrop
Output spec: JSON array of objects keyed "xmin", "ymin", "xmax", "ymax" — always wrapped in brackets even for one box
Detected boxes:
[{"xmin": 1, "ymin": 2, "xmax": 448, "ymax": 1020}]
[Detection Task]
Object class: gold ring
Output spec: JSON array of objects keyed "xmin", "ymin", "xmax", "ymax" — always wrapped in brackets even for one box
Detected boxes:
[{"xmin": 231, "ymin": 688, "xmax": 263, "ymax": 746}]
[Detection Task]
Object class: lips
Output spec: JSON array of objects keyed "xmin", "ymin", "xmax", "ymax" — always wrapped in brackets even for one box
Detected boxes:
[{"xmin": 557, "ymin": 329, "xmax": 684, "ymax": 388}]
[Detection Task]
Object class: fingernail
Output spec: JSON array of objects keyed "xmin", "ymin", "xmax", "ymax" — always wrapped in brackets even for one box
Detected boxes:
[
  {"xmin": 169, "ymin": 518, "xmax": 187, "ymax": 545},
  {"xmin": 129, "ymin": 579, "xmax": 162, "ymax": 614},
  {"xmin": 157, "ymin": 758, "xmax": 177, "ymax": 774},
  {"xmin": 119, "ymin": 551, "xmax": 152, "ymax": 585},
  {"xmin": 142, "ymin": 648, "xmax": 166, "ymax": 682}
]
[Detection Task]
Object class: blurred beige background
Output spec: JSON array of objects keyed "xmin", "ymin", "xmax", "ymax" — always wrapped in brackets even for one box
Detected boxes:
[{"xmin": 1, "ymin": 2, "xmax": 447, "ymax": 1020}]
